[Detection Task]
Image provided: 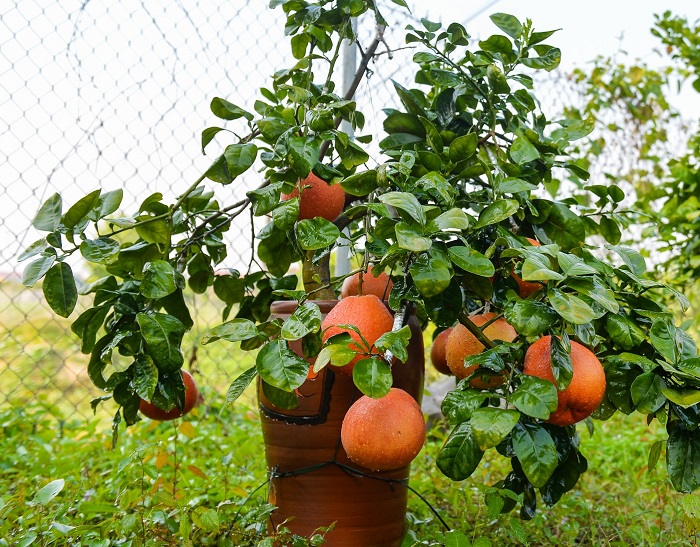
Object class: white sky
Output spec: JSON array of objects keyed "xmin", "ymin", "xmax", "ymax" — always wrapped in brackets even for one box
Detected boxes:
[{"xmin": 2, "ymin": 0, "xmax": 699, "ymax": 275}]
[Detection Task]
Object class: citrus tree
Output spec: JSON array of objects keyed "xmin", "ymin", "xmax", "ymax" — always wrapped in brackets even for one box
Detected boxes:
[{"xmin": 20, "ymin": 0, "xmax": 700, "ymax": 518}]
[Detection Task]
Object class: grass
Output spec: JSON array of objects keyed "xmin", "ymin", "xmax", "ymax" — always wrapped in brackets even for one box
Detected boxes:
[{"xmin": 1, "ymin": 397, "xmax": 699, "ymax": 546}]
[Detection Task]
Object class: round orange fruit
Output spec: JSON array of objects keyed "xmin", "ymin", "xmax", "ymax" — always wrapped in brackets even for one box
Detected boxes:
[
  {"xmin": 523, "ymin": 335, "xmax": 606, "ymax": 427},
  {"xmin": 320, "ymin": 294, "xmax": 394, "ymax": 375},
  {"xmin": 445, "ymin": 313, "xmax": 517, "ymax": 388},
  {"xmin": 139, "ymin": 370, "xmax": 199, "ymax": 421},
  {"xmin": 430, "ymin": 327, "xmax": 454, "ymax": 376},
  {"xmin": 340, "ymin": 270, "xmax": 394, "ymax": 300},
  {"xmin": 282, "ymin": 172, "xmax": 346, "ymax": 222},
  {"xmin": 341, "ymin": 387, "xmax": 426, "ymax": 471}
]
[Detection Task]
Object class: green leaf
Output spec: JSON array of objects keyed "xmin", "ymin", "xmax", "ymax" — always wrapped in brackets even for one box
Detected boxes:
[
  {"xmin": 71, "ymin": 306, "xmax": 110, "ymax": 354},
  {"xmin": 43, "ymin": 262, "xmax": 78, "ymax": 317},
  {"xmin": 224, "ymin": 143, "xmax": 258, "ymax": 179},
  {"xmin": 521, "ymin": 47, "xmax": 561, "ymax": 71},
  {"xmin": 667, "ymin": 427, "xmax": 700, "ymax": 493},
  {"xmin": 391, "ymin": 80, "xmax": 427, "ymax": 117},
  {"xmin": 448, "ymin": 134, "xmax": 478, "ymax": 162},
  {"xmin": 335, "ymin": 138, "xmax": 369, "ymax": 169},
  {"xmin": 32, "ymin": 193, "xmax": 62, "ymax": 232},
  {"xmin": 31, "ymin": 479, "xmax": 65, "ymax": 506},
  {"xmin": 418, "ymin": 171, "xmax": 455, "ymax": 206},
  {"xmin": 441, "ymin": 390, "xmax": 489, "ymax": 425},
  {"xmin": 496, "ymin": 178, "xmax": 537, "ymax": 194},
  {"xmin": 202, "ymin": 319, "xmax": 260, "ymax": 345},
  {"xmin": 550, "ymin": 335, "xmax": 574, "ymax": 390},
  {"xmin": 140, "ymin": 260, "xmax": 184, "ymax": 299},
  {"xmin": 395, "ymin": 222, "xmax": 432, "ymax": 252},
  {"xmin": 352, "ymin": 357, "xmax": 393, "ymax": 398},
  {"xmin": 262, "ymin": 381, "xmax": 299, "ymax": 410},
  {"xmin": 88, "ymin": 189, "xmax": 123, "ymax": 221},
  {"xmin": 437, "ymin": 422, "xmax": 484, "ymax": 481},
  {"xmin": 210, "ymin": 97, "xmax": 253, "ymax": 121},
  {"xmin": 80, "ymin": 237, "xmax": 120, "ymax": 264},
  {"xmin": 374, "ymin": 325, "xmax": 412, "ymax": 364},
  {"xmin": 341, "ymin": 170, "xmax": 378, "ymax": 196},
  {"xmin": 566, "ymin": 278, "xmax": 619, "ymax": 314},
  {"xmin": 470, "ymin": 408, "xmax": 520, "ymax": 450},
  {"xmin": 410, "ymin": 248, "xmax": 452, "ymax": 297},
  {"xmin": 532, "ymin": 200, "xmax": 586, "ymax": 251},
  {"xmin": 296, "ymin": 217, "xmax": 340, "ymax": 250},
  {"xmin": 511, "ymin": 376, "xmax": 559, "ymax": 420},
  {"xmin": 490, "ymin": 13, "xmax": 522, "ymax": 38},
  {"xmin": 383, "ymin": 112, "xmax": 426, "ymax": 137},
  {"xmin": 661, "ymin": 388, "xmax": 700, "ymax": 408},
  {"xmin": 474, "ymin": 199, "xmax": 519, "ymax": 229},
  {"xmin": 204, "ymin": 155, "xmax": 233, "ymax": 184},
  {"xmin": 606, "ymin": 314, "xmax": 646, "ymax": 350},
  {"xmin": 132, "ymin": 354, "xmax": 158, "ymax": 401},
  {"xmin": 548, "ymin": 289, "xmax": 598, "ymax": 325},
  {"xmin": 479, "ymin": 35, "xmax": 513, "ymax": 55},
  {"xmin": 201, "ymin": 127, "xmax": 225, "ymax": 153},
  {"xmin": 379, "ymin": 191, "xmax": 426, "ymax": 225},
  {"xmin": 557, "ymin": 253, "xmax": 597, "ymax": 277},
  {"xmin": 281, "ymin": 302, "xmax": 322, "ymax": 341},
  {"xmin": 433, "ymin": 209, "xmax": 470, "ymax": 231},
  {"xmin": 256, "ymin": 339, "xmax": 309, "ymax": 391},
  {"xmin": 135, "ymin": 217, "xmax": 170, "ymax": 244},
  {"xmin": 599, "ymin": 216, "xmax": 622, "ymax": 245},
  {"xmin": 18, "ymin": 238, "xmax": 50, "ymax": 262},
  {"xmin": 650, "ymin": 317, "xmax": 681, "ymax": 364},
  {"xmin": 605, "ymin": 244, "xmax": 646, "ymax": 275},
  {"xmin": 448, "ymin": 246, "xmax": 494, "ymax": 277},
  {"xmin": 511, "ymin": 422, "xmax": 558, "ymax": 488},
  {"xmin": 521, "ymin": 253, "xmax": 564, "ymax": 282},
  {"xmin": 271, "ymin": 199, "xmax": 299, "ymax": 230},
  {"xmin": 21, "ymin": 253, "xmax": 56, "ymax": 287},
  {"xmin": 288, "ymin": 136, "xmax": 320, "ymax": 177},
  {"xmin": 487, "ymin": 64, "xmax": 510, "ymax": 94},
  {"xmin": 63, "ymin": 189, "xmax": 101, "ymax": 230},
  {"xmin": 505, "ymin": 301, "xmax": 558, "ymax": 337},
  {"xmin": 136, "ymin": 313, "xmax": 185, "ymax": 372},
  {"xmin": 630, "ymin": 373, "xmax": 666, "ymax": 414},
  {"xmin": 226, "ymin": 366, "xmax": 258, "ymax": 405},
  {"xmin": 510, "ymin": 136, "xmax": 540, "ymax": 164}
]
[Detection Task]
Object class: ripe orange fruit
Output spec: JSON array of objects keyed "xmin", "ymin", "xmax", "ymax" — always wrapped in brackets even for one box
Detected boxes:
[
  {"xmin": 282, "ymin": 172, "xmax": 346, "ymax": 222},
  {"xmin": 321, "ymin": 294, "xmax": 394, "ymax": 375},
  {"xmin": 139, "ymin": 370, "xmax": 199, "ymax": 421},
  {"xmin": 430, "ymin": 327, "xmax": 454, "ymax": 376},
  {"xmin": 445, "ymin": 313, "xmax": 517, "ymax": 388},
  {"xmin": 341, "ymin": 388, "xmax": 426, "ymax": 471},
  {"xmin": 523, "ymin": 335, "xmax": 606, "ymax": 427},
  {"xmin": 340, "ymin": 270, "xmax": 394, "ymax": 300},
  {"xmin": 513, "ymin": 237, "xmax": 542, "ymax": 298}
]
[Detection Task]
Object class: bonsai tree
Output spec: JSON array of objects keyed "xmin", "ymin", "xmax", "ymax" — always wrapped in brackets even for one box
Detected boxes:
[{"xmin": 20, "ymin": 0, "xmax": 700, "ymax": 518}]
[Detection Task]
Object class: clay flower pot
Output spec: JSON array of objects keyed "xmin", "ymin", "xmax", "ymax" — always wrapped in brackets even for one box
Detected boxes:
[{"xmin": 258, "ymin": 300, "xmax": 425, "ymax": 546}]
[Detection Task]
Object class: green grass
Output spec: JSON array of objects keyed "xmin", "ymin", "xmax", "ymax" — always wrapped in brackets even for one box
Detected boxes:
[{"xmin": 1, "ymin": 398, "xmax": 699, "ymax": 546}]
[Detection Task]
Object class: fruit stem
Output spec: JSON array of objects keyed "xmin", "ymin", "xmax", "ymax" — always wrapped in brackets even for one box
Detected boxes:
[{"xmin": 458, "ymin": 311, "xmax": 496, "ymax": 350}]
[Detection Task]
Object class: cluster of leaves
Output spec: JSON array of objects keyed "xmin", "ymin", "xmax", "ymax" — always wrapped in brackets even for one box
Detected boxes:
[{"xmin": 19, "ymin": 0, "xmax": 700, "ymax": 518}]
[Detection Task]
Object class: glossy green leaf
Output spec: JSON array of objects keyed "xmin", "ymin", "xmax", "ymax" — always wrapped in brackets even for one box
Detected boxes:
[
  {"xmin": 281, "ymin": 302, "xmax": 322, "ymax": 341},
  {"xmin": 136, "ymin": 312, "xmax": 185, "ymax": 373},
  {"xmin": 512, "ymin": 422, "xmax": 558, "ymax": 488},
  {"xmin": 418, "ymin": 171, "xmax": 455, "ymax": 206},
  {"xmin": 353, "ymin": 357, "xmax": 393, "ymax": 398},
  {"xmin": 201, "ymin": 319, "xmax": 259, "ymax": 345},
  {"xmin": 433, "ymin": 208, "xmax": 469, "ymax": 231},
  {"xmin": 256, "ymin": 339, "xmax": 309, "ymax": 392},
  {"xmin": 224, "ymin": 143, "xmax": 258, "ymax": 179},
  {"xmin": 606, "ymin": 314, "xmax": 646, "ymax": 350},
  {"xmin": 132, "ymin": 354, "xmax": 158, "ymax": 401},
  {"xmin": 487, "ymin": 64, "xmax": 510, "ymax": 94},
  {"xmin": 550, "ymin": 335, "xmax": 574, "ymax": 390},
  {"xmin": 630, "ymin": 372, "xmax": 666, "ymax": 414},
  {"xmin": 521, "ymin": 253, "xmax": 564, "ymax": 281},
  {"xmin": 474, "ymin": 199, "xmax": 519, "ymax": 229},
  {"xmin": 409, "ymin": 249, "xmax": 452, "ymax": 297},
  {"xmin": 88, "ymin": 189, "xmax": 123, "ymax": 221},
  {"xmin": 505, "ymin": 301, "xmax": 558, "ymax": 337},
  {"xmin": 43, "ymin": 262, "xmax": 78, "ymax": 318},
  {"xmin": 661, "ymin": 388, "xmax": 700, "ymax": 408},
  {"xmin": 490, "ymin": 13, "xmax": 522, "ymax": 38},
  {"xmin": 667, "ymin": 427, "xmax": 700, "ymax": 493},
  {"xmin": 510, "ymin": 136, "xmax": 540, "ymax": 164},
  {"xmin": 379, "ymin": 191, "xmax": 426, "ymax": 225},
  {"xmin": 140, "ymin": 260, "xmax": 184, "ymax": 299},
  {"xmin": 532, "ymin": 201, "xmax": 585, "ymax": 251},
  {"xmin": 63, "ymin": 189, "xmax": 101, "ymax": 230},
  {"xmin": 437, "ymin": 422, "xmax": 484, "ymax": 481},
  {"xmin": 32, "ymin": 193, "xmax": 62, "ymax": 232},
  {"xmin": 226, "ymin": 366, "xmax": 258, "ymax": 405},
  {"xmin": 448, "ymin": 246, "xmax": 494, "ymax": 277},
  {"xmin": 606, "ymin": 244, "xmax": 646, "ymax": 275},
  {"xmin": 395, "ymin": 222, "xmax": 432, "ymax": 252},
  {"xmin": 449, "ymin": 133, "xmax": 478, "ymax": 163},
  {"xmin": 262, "ymin": 380, "xmax": 299, "ymax": 410},
  {"xmin": 201, "ymin": 126, "xmax": 225, "ymax": 153},
  {"xmin": 496, "ymin": 178, "xmax": 537, "ymax": 194},
  {"xmin": 383, "ymin": 112, "xmax": 425, "ymax": 136},
  {"xmin": 441, "ymin": 390, "xmax": 489, "ymax": 425},
  {"xmin": 210, "ymin": 97, "xmax": 253, "ymax": 121},
  {"xmin": 32, "ymin": 479, "xmax": 65, "ymax": 506},
  {"xmin": 135, "ymin": 217, "xmax": 170, "ymax": 245},
  {"xmin": 22, "ymin": 253, "xmax": 56, "ymax": 287},
  {"xmin": 341, "ymin": 170, "xmax": 378, "ymax": 196},
  {"xmin": 650, "ymin": 317, "xmax": 681, "ymax": 364},
  {"xmin": 71, "ymin": 306, "xmax": 110, "ymax": 354},
  {"xmin": 80, "ymin": 237, "xmax": 120, "ymax": 264},
  {"xmin": 470, "ymin": 408, "xmax": 520, "ymax": 450},
  {"xmin": 548, "ymin": 289, "xmax": 597, "ymax": 325},
  {"xmin": 511, "ymin": 376, "xmax": 558, "ymax": 420},
  {"xmin": 296, "ymin": 217, "xmax": 340, "ymax": 250},
  {"xmin": 374, "ymin": 325, "xmax": 411, "ymax": 364},
  {"xmin": 566, "ymin": 278, "xmax": 619, "ymax": 314},
  {"xmin": 521, "ymin": 47, "xmax": 561, "ymax": 71}
]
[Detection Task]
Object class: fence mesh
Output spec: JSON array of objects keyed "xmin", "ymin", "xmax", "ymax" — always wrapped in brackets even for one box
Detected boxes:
[{"xmin": 0, "ymin": 1, "xmax": 433, "ymax": 419}]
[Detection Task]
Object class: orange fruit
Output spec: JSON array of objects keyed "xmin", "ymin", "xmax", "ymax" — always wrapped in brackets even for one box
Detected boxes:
[
  {"xmin": 340, "ymin": 270, "xmax": 394, "ymax": 300},
  {"xmin": 341, "ymin": 388, "xmax": 426, "ymax": 471},
  {"xmin": 139, "ymin": 370, "xmax": 199, "ymax": 421},
  {"xmin": 513, "ymin": 237, "xmax": 542, "ymax": 298},
  {"xmin": 445, "ymin": 313, "xmax": 517, "ymax": 388},
  {"xmin": 523, "ymin": 335, "xmax": 606, "ymax": 427},
  {"xmin": 321, "ymin": 294, "xmax": 394, "ymax": 375},
  {"xmin": 281, "ymin": 172, "xmax": 346, "ymax": 222},
  {"xmin": 430, "ymin": 327, "xmax": 454, "ymax": 376}
]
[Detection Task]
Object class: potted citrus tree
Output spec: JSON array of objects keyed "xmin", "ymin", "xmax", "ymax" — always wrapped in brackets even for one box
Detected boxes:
[{"xmin": 20, "ymin": 0, "xmax": 700, "ymax": 543}]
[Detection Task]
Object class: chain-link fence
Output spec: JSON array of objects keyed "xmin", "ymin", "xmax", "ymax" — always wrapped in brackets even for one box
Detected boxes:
[{"xmin": 1, "ymin": 0, "xmax": 431, "ymax": 419}]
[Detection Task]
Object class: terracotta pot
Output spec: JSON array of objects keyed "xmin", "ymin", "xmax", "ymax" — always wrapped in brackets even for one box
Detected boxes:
[{"xmin": 258, "ymin": 300, "xmax": 425, "ymax": 546}]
